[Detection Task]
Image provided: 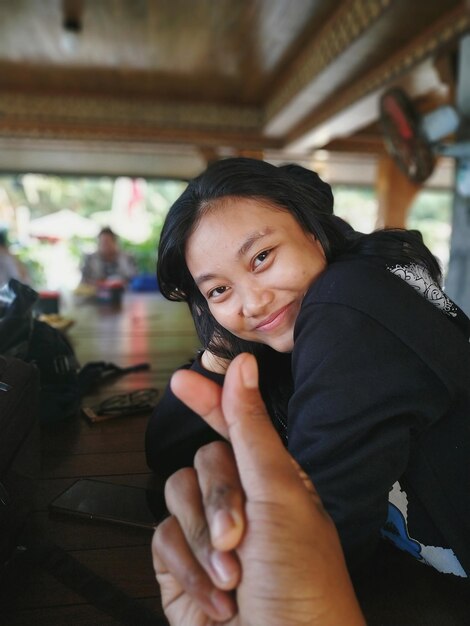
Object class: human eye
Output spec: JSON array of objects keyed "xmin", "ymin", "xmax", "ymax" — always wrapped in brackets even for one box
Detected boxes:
[
  {"xmin": 253, "ymin": 249, "xmax": 272, "ymax": 269},
  {"xmin": 207, "ymin": 285, "xmax": 230, "ymax": 300}
]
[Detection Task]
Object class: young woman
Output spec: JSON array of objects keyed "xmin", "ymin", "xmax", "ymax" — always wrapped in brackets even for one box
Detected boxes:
[{"xmin": 146, "ymin": 157, "xmax": 470, "ymax": 577}]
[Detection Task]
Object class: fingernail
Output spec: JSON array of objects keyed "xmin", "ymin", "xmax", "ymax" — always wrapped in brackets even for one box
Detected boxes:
[
  {"xmin": 240, "ymin": 354, "xmax": 258, "ymax": 389},
  {"xmin": 212, "ymin": 510, "xmax": 235, "ymax": 543},
  {"xmin": 211, "ymin": 550, "xmax": 234, "ymax": 585},
  {"xmin": 211, "ymin": 588, "xmax": 234, "ymax": 620},
  {"xmin": 212, "ymin": 510, "xmax": 243, "ymax": 551}
]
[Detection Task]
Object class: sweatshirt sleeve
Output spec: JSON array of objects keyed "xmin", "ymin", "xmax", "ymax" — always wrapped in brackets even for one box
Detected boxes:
[
  {"xmin": 145, "ymin": 357, "xmax": 225, "ymax": 479},
  {"xmin": 289, "ymin": 302, "xmax": 451, "ymax": 570}
]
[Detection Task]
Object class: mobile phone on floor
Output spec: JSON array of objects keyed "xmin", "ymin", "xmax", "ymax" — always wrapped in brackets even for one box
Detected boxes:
[{"xmin": 49, "ymin": 478, "xmax": 167, "ymax": 529}]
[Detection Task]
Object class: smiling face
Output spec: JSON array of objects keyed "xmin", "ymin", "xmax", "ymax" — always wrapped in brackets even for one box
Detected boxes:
[{"xmin": 185, "ymin": 197, "xmax": 327, "ymax": 352}]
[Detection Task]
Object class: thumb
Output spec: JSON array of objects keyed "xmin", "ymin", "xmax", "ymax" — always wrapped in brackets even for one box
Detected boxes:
[{"xmin": 222, "ymin": 353, "xmax": 301, "ymax": 502}]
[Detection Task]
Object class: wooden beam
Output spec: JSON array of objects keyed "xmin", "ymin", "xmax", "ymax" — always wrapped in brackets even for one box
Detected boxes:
[{"xmin": 323, "ymin": 133, "xmax": 386, "ymax": 155}]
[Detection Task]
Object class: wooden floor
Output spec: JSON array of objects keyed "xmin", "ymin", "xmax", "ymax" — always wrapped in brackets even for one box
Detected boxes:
[
  {"xmin": 5, "ymin": 292, "xmax": 200, "ymax": 625},
  {"xmin": 4, "ymin": 291, "xmax": 470, "ymax": 625}
]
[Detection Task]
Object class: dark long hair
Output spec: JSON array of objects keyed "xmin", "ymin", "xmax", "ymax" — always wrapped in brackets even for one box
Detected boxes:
[
  {"xmin": 159, "ymin": 158, "xmax": 347, "ymax": 357},
  {"xmin": 157, "ymin": 157, "xmax": 441, "ymax": 434},
  {"xmin": 158, "ymin": 157, "xmax": 440, "ymax": 359}
]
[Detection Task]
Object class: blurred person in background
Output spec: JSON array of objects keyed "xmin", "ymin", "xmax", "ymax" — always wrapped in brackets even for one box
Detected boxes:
[
  {"xmin": 0, "ymin": 229, "xmax": 30, "ymax": 287},
  {"xmin": 80, "ymin": 226, "xmax": 137, "ymax": 286}
]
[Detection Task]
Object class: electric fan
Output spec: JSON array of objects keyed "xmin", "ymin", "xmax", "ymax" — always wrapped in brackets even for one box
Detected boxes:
[{"xmin": 379, "ymin": 87, "xmax": 466, "ymax": 185}]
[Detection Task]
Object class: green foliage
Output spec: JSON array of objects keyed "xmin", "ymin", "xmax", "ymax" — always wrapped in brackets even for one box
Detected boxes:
[
  {"xmin": 3, "ymin": 174, "xmax": 452, "ymax": 285},
  {"xmin": 331, "ymin": 185, "xmax": 378, "ymax": 233},
  {"xmin": 407, "ymin": 190, "xmax": 452, "ymax": 223},
  {"xmin": 330, "ymin": 184, "xmax": 452, "ymax": 273},
  {"xmin": 0, "ymin": 175, "xmax": 112, "ymax": 217},
  {"xmin": 15, "ymin": 241, "xmax": 47, "ymax": 287},
  {"xmin": 0, "ymin": 174, "xmax": 187, "ymax": 221},
  {"xmin": 407, "ymin": 190, "xmax": 452, "ymax": 272},
  {"xmin": 0, "ymin": 174, "xmax": 187, "ymax": 289},
  {"xmin": 120, "ymin": 229, "xmax": 159, "ymax": 275}
]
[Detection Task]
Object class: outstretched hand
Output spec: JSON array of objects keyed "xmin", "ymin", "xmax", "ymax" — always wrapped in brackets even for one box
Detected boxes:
[{"xmin": 152, "ymin": 353, "xmax": 365, "ymax": 626}]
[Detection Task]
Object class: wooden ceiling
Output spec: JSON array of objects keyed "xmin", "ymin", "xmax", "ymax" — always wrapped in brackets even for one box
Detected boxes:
[{"xmin": 0, "ymin": 0, "xmax": 468, "ymax": 176}]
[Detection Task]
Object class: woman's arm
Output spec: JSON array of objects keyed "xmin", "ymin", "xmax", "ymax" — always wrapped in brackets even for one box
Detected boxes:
[
  {"xmin": 145, "ymin": 356, "xmax": 225, "ymax": 478},
  {"xmin": 289, "ymin": 302, "xmax": 451, "ymax": 571}
]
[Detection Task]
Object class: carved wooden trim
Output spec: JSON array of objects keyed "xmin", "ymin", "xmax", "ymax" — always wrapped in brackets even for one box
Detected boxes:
[
  {"xmin": 0, "ymin": 93, "xmax": 262, "ymax": 132},
  {"xmin": 286, "ymin": 4, "xmax": 470, "ymax": 144},
  {"xmin": 265, "ymin": 0, "xmax": 393, "ymax": 123},
  {"xmin": 0, "ymin": 116, "xmax": 281, "ymax": 150}
]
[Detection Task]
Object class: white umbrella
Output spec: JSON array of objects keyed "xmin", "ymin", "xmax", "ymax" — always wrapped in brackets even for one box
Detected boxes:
[{"xmin": 29, "ymin": 209, "xmax": 100, "ymax": 240}]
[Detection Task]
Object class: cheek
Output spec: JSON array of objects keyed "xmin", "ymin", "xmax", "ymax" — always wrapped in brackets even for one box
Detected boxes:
[
  {"xmin": 208, "ymin": 303, "xmax": 239, "ymax": 331},
  {"xmin": 283, "ymin": 262, "xmax": 315, "ymax": 286},
  {"xmin": 303, "ymin": 248, "xmax": 327, "ymax": 277}
]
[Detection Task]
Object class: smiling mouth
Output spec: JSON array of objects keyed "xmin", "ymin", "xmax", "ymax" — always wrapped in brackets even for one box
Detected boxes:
[{"xmin": 255, "ymin": 304, "xmax": 292, "ymax": 332}]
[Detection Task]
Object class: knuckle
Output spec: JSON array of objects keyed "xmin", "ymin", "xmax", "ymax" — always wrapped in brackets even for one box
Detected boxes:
[
  {"xmin": 189, "ymin": 517, "xmax": 210, "ymax": 549},
  {"xmin": 164, "ymin": 467, "xmax": 196, "ymax": 505},
  {"xmin": 153, "ymin": 515, "xmax": 176, "ymax": 547},
  {"xmin": 182, "ymin": 564, "xmax": 209, "ymax": 596},
  {"xmin": 194, "ymin": 440, "xmax": 229, "ymax": 468},
  {"xmin": 152, "ymin": 515, "xmax": 178, "ymax": 560},
  {"xmin": 205, "ymin": 482, "xmax": 236, "ymax": 510},
  {"xmin": 165, "ymin": 466, "xmax": 195, "ymax": 491},
  {"xmin": 163, "ymin": 471, "xmax": 212, "ymax": 556},
  {"xmin": 194, "ymin": 443, "xmax": 241, "ymax": 512}
]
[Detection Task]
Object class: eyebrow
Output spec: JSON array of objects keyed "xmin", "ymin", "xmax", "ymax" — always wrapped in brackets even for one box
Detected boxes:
[
  {"xmin": 237, "ymin": 229, "xmax": 273, "ymax": 258},
  {"xmin": 194, "ymin": 229, "xmax": 273, "ymax": 287},
  {"xmin": 195, "ymin": 272, "xmax": 218, "ymax": 287}
]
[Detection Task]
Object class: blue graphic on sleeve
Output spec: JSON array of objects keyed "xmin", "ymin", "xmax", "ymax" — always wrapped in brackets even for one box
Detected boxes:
[{"xmin": 382, "ymin": 502, "xmax": 422, "ymax": 559}]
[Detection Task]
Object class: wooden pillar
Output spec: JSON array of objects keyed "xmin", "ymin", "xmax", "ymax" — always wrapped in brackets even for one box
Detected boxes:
[{"xmin": 375, "ymin": 155, "xmax": 421, "ymax": 229}]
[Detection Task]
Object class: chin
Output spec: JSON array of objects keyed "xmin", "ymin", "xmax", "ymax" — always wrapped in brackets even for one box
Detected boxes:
[{"xmin": 269, "ymin": 335, "xmax": 294, "ymax": 353}]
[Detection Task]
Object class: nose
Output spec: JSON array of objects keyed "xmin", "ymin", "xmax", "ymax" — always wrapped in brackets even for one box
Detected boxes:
[{"xmin": 240, "ymin": 284, "xmax": 274, "ymax": 318}]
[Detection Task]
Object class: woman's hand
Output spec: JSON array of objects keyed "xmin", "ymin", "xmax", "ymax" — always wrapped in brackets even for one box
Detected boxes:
[
  {"xmin": 152, "ymin": 353, "xmax": 366, "ymax": 626},
  {"xmin": 200, "ymin": 349, "xmax": 232, "ymax": 375}
]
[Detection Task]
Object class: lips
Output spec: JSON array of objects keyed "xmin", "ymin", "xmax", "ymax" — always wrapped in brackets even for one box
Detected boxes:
[{"xmin": 255, "ymin": 303, "xmax": 292, "ymax": 332}]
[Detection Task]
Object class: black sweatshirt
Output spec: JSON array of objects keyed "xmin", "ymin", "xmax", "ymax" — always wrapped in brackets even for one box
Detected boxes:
[{"xmin": 146, "ymin": 257, "xmax": 470, "ymax": 574}]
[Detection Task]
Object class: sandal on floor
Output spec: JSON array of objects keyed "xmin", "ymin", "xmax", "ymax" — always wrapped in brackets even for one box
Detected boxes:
[{"xmin": 82, "ymin": 388, "xmax": 159, "ymax": 422}]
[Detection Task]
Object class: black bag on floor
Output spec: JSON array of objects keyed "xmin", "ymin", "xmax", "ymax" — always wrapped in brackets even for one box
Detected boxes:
[
  {"xmin": 27, "ymin": 317, "xmax": 81, "ymax": 424},
  {"xmin": 0, "ymin": 279, "xmax": 80, "ymax": 424},
  {"xmin": 0, "ymin": 355, "xmax": 40, "ymax": 580}
]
